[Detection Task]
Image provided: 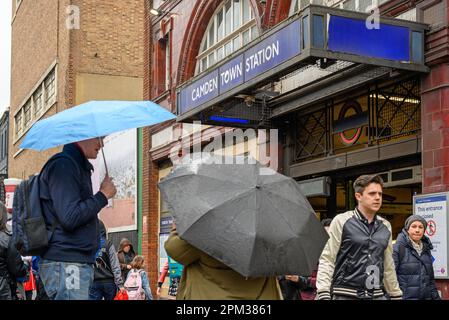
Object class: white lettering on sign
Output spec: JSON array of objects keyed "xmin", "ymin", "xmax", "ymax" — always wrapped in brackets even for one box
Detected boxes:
[
  {"xmin": 245, "ymin": 41, "xmax": 280, "ymax": 73},
  {"xmin": 191, "ymin": 77, "xmax": 218, "ymax": 102},
  {"xmin": 220, "ymin": 62, "xmax": 243, "ymax": 86}
]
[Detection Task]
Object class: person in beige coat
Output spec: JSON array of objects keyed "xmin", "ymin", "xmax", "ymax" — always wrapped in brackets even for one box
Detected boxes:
[{"xmin": 164, "ymin": 226, "xmax": 282, "ymax": 300}]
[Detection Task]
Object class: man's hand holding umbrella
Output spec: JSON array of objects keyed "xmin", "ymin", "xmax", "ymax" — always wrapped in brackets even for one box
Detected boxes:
[{"xmin": 99, "ymin": 175, "xmax": 117, "ymax": 200}]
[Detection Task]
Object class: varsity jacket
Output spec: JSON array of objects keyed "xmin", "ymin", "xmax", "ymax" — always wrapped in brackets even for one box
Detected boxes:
[{"xmin": 316, "ymin": 208, "xmax": 402, "ymax": 300}]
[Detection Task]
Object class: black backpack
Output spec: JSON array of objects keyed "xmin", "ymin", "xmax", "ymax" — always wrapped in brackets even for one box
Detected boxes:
[{"xmin": 11, "ymin": 154, "xmax": 78, "ymax": 256}]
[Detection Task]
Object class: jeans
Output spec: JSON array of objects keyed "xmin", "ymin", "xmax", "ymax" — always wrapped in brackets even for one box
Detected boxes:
[
  {"xmin": 38, "ymin": 259, "xmax": 94, "ymax": 300},
  {"xmin": 88, "ymin": 281, "xmax": 117, "ymax": 300}
]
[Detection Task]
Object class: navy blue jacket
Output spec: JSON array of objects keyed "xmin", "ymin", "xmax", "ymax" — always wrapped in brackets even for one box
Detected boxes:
[
  {"xmin": 39, "ymin": 143, "xmax": 108, "ymax": 264},
  {"xmin": 393, "ymin": 229, "xmax": 440, "ymax": 300}
]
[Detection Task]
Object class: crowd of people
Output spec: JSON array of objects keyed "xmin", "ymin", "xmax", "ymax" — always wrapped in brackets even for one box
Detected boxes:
[
  {"xmin": 0, "ymin": 137, "xmax": 443, "ymax": 300},
  {"xmin": 163, "ymin": 174, "xmax": 442, "ymax": 301}
]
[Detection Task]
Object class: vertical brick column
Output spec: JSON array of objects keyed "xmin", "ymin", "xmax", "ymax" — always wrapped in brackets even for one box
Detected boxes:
[
  {"xmin": 422, "ymin": 64, "xmax": 449, "ymax": 194},
  {"xmin": 421, "ymin": 63, "xmax": 449, "ymax": 299},
  {"xmin": 142, "ymin": 0, "xmax": 159, "ymax": 295}
]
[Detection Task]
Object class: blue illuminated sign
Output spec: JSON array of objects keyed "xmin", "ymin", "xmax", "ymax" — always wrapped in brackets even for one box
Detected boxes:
[
  {"xmin": 328, "ymin": 15, "xmax": 410, "ymax": 62},
  {"xmin": 209, "ymin": 116, "xmax": 250, "ymax": 124}
]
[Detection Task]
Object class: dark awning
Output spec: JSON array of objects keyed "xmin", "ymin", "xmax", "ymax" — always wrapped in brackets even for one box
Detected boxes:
[{"xmin": 175, "ymin": 4, "xmax": 429, "ymax": 127}]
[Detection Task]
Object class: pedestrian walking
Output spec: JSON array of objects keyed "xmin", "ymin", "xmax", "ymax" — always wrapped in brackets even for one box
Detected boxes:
[
  {"xmin": 164, "ymin": 224, "xmax": 282, "ymax": 300},
  {"xmin": 124, "ymin": 255, "xmax": 153, "ymax": 300},
  {"xmin": 316, "ymin": 174, "xmax": 403, "ymax": 300},
  {"xmin": 299, "ymin": 218, "xmax": 333, "ymax": 300},
  {"xmin": 89, "ymin": 220, "xmax": 125, "ymax": 300},
  {"xmin": 117, "ymin": 238, "xmax": 136, "ymax": 282},
  {"xmin": 32, "ymin": 256, "xmax": 48, "ymax": 300},
  {"xmin": 23, "ymin": 256, "xmax": 36, "ymax": 300},
  {"xmin": 393, "ymin": 215, "xmax": 441, "ymax": 300},
  {"xmin": 157, "ymin": 257, "xmax": 183, "ymax": 300},
  {"xmin": 38, "ymin": 139, "xmax": 117, "ymax": 300},
  {"xmin": 0, "ymin": 202, "xmax": 28, "ymax": 300}
]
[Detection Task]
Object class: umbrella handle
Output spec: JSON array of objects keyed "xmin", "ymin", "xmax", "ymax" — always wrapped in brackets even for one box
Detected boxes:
[{"xmin": 99, "ymin": 138, "xmax": 109, "ymax": 177}]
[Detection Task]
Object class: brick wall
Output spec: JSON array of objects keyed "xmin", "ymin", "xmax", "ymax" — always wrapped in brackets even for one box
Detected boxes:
[
  {"xmin": 9, "ymin": 0, "xmax": 145, "ymax": 178},
  {"xmin": 142, "ymin": 0, "xmax": 290, "ymax": 296},
  {"xmin": 9, "ymin": 0, "xmax": 71, "ymax": 179},
  {"xmin": 142, "ymin": 0, "xmax": 159, "ymax": 295},
  {"xmin": 420, "ymin": 0, "xmax": 449, "ymax": 299},
  {"xmin": 72, "ymin": 0, "xmax": 145, "ymax": 78}
]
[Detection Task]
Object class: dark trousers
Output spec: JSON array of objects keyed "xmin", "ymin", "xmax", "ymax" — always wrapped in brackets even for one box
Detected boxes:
[
  {"xmin": 278, "ymin": 278, "xmax": 302, "ymax": 300},
  {"xmin": 89, "ymin": 281, "xmax": 117, "ymax": 300}
]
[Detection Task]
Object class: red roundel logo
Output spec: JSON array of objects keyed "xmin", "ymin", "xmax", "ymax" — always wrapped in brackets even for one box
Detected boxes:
[{"xmin": 338, "ymin": 100, "xmax": 363, "ymax": 146}]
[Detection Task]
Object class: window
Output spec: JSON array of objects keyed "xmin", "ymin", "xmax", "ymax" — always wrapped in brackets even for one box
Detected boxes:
[
  {"xmin": 14, "ymin": 65, "xmax": 57, "ymax": 141},
  {"xmin": 15, "ymin": 110, "xmax": 23, "ymax": 136},
  {"xmin": 24, "ymin": 100, "xmax": 32, "ymax": 126},
  {"xmin": 290, "ymin": 0, "xmax": 324, "ymax": 15},
  {"xmin": 45, "ymin": 70, "xmax": 56, "ymax": 105},
  {"xmin": 165, "ymin": 34, "xmax": 171, "ymax": 91},
  {"xmin": 154, "ymin": 17, "xmax": 172, "ymax": 97},
  {"xmin": 153, "ymin": 0, "xmax": 165, "ymax": 9},
  {"xmin": 34, "ymin": 85, "xmax": 44, "ymax": 116},
  {"xmin": 359, "ymin": 0, "xmax": 373, "ymax": 12},
  {"xmin": 14, "ymin": 0, "xmax": 23, "ymax": 16},
  {"xmin": 196, "ymin": 0, "xmax": 257, "ymax": 74},
  {"xmin": 1, "ymin": 132, "xmax": 5, "ymax": 160},
  {"xmin": 343, "ymin": 0, "xmax": 356, "ymax": 11},
  {"xmin": 342, "ymin": 0, "xmax": 376, "ymax": 12}
]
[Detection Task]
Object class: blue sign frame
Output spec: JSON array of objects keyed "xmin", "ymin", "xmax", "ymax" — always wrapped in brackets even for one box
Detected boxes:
[
  {"xmin": 328, "ymin": 15, "xmax": 410, "ymax": 62},
  {"xmin": 178, "ymin": 20, "xmax": 301, "ymax": 116},
  {"xmin": 176, "ymin": 5, "xmax": 428, "ymax": 122}
]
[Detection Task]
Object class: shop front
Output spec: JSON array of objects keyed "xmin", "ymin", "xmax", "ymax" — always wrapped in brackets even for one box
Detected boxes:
[
  {"xmin": 147, "ymin": 0, "xmax": 449, "ymax": 299},
  {"xmin": 175, "ymin": 4, "xmax": 428, "ymax": 241}
]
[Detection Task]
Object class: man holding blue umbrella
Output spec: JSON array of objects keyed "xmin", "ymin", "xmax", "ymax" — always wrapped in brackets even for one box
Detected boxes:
[
  {"xmin": 19, "ymin": 100, "xmax": 176, "ymax": 300},
  {"xmin": 38, "ymin": 137, "xmax": 117, "ymax": 300}
]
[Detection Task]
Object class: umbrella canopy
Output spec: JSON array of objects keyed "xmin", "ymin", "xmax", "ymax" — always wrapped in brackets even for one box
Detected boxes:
[
  {"xmin": 158, "ymin": 153, "xmax": 329, "ymax": 278},
  {"xmin": 20, "ymin": 100, "xmax": 176, "ymax": 151}
]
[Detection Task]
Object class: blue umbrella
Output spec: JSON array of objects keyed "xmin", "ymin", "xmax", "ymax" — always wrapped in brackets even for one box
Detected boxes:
[{"xmin": 21, "ymin": 100, "xmax": 176, "ymax": 173}]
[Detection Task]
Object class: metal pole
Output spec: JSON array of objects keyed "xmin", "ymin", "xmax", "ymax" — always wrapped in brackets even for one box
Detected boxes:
[{"xmin": 99, "ymin": 137, "xmax": 109, "ymax": 177}]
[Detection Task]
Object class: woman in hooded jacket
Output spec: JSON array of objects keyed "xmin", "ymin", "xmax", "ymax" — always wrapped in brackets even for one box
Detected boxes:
[
  {"xmin": 393, "ymin": 215, "xmax": 441, "ymax": 300},
  {"xmin": 0, "ymin": 202, "xmax": 28, "ymax": 300},
  {"xmin": 117, "ymin": 238, "xmax": 136, "ymax": 282}
]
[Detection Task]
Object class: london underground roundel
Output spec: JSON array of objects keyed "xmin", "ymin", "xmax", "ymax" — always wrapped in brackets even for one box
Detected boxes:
[{"xmin": 338, "ymin": 100, "xmax": 363, "ymax": 146}]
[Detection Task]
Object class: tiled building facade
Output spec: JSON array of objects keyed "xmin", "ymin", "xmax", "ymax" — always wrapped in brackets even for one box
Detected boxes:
[{"xmin": 143, "ymin": 0, "xmax": 449, "ymax": 299}]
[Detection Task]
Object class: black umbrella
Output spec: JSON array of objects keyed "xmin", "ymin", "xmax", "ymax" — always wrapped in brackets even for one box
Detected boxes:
[{"xmin": 158, "ymin": 153, "xmax": 329, "ymax": 277}]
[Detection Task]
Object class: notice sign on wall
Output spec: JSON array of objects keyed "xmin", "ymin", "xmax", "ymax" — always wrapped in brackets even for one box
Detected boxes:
[{"xmin": 414, "ymin": 193, "xmax": 449, "ymax": 279}]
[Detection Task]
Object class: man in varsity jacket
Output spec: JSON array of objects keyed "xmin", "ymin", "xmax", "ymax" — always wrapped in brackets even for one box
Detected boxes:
[{"xmin": 316, "ymin": 174, "xmax": 403, "ymax": 300}]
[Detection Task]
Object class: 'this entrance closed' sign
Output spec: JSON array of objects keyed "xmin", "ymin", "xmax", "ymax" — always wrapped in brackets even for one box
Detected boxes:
[{"xmin": 414, "ymin": 193, "xmax": 449, "ymax": 279}]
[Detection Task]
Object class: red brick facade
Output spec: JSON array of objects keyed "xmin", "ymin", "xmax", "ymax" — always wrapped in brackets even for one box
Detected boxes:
[
  {"xmin": 143, "ymin": 0, "xmax": 449, "ymax": 299},
  {"xmin": 143, "ymin": 0, "xmax": 290, "ymax": 296}
]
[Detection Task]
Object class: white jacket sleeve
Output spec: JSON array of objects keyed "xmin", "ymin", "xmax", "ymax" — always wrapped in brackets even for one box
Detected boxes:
[{"xmin": 316, "ymin": 214, "xmax": 346, "ymax": 300}]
